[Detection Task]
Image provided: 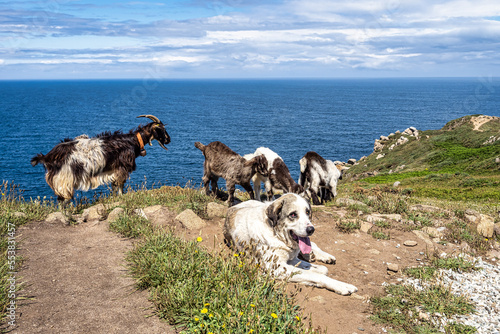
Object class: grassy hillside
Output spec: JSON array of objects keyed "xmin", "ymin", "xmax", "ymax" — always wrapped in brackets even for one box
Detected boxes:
[{"xmin": 345, "ymin": 115, "xmax": 500, "ymax": 203}]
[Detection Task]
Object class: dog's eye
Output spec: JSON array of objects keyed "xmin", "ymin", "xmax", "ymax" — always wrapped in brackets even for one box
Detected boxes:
[
  {"xmin": 289, "ymin": 212, "xmax": 297, "ymax": 219},
  {"xmin": 306, "ymin": 209, "xmax": 310, "ymax": 215}
]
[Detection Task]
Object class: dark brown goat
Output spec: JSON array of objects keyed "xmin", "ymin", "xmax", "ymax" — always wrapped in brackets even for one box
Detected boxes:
[
  {"xmin": 31, "ymin": 115, "xmax": 170, "ymax": 203},
  {"xmin": 194, "ymin": 141, "xmax": 268, "ymax": 206}
]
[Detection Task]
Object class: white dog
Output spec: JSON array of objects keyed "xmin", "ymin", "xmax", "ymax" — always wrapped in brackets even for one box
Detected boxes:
[{"xmin": 223, "ymin": 193, "xmax": 358, "ymax": 295}]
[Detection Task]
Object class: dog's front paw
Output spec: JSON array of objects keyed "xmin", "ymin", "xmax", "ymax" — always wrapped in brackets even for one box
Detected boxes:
[
  {"xmin": 315, "ymin": 252, "xmax": 336, "ymax": 265},
  {"xmin": 336, "ymin": 283, "xmax": 358, "ymax": 296}
]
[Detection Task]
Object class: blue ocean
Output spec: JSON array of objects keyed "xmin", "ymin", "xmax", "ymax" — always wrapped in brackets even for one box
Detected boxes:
[{"xmin": 1, "ymin": 78, "xmax": 499, "ymax": 201}]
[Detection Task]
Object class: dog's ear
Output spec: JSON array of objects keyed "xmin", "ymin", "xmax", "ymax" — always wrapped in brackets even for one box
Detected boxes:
[{"xmin": 266, "ymin": 199, "xmax": 284, "ymax": 227}]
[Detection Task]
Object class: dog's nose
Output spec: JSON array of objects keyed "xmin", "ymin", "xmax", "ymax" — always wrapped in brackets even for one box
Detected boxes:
[{"xmin": 306, "ymin": 226, "xmax": 315, "ymax": 236}]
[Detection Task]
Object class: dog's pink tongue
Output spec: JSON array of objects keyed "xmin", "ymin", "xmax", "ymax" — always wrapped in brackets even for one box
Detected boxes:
[{"xmin": 298, "ymin": 236, "xmax": 312, "ymax": 254}]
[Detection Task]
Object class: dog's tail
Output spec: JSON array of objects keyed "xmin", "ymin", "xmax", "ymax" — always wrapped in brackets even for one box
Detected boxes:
[{"xmin": 194, "ymin": 141, "xmax": 205, "ymax": 152}]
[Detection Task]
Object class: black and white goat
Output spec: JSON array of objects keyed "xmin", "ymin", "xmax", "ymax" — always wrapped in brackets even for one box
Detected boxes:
[
  {"xmin": 298, "ymin": 151, "xmax": 344, "ymax": 205},
  {"xmin": 244, "ymin": 147, "xmax": 304, "ymax": 201},
  {"xmin": 194, "ymin": 141, "xmax": 268, "ymax": 206},
  {"xmin": 31, "ymin": 115, "xmax": 170, "ymax": 203}
]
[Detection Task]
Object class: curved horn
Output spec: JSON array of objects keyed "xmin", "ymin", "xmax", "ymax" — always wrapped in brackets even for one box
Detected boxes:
[
  {"xmin": 137, "ymin": 114, "xmax": 161, "ymax": 123},
  {"xmin": 157, "ymin": 141, "xmax": 169, "ymax": 151}
]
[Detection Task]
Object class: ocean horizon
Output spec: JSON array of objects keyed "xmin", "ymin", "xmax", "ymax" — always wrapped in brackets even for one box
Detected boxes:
[{"xmin": 1, "ymin": 77, "xmax": 499, "ymax": 201}]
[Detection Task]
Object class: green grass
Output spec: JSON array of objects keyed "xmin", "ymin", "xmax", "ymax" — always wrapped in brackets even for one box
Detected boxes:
[
  {"xmin": 371, "ymin": 284, "xmax": 475, "ymax": 334},
  {"xmin": 127, "ymin": 231, "xmax": 317, "ymax": 334},
  {"xmin": 104, "ymin": 187, "xmax": 323, "ymax": 334},
  {"xmin": 404, "ymin": 256, "xmax": 479, "ymax": 281},
  {"xmin": 336, "ymin": 220, "xmax": 360, "ymax": 233}
]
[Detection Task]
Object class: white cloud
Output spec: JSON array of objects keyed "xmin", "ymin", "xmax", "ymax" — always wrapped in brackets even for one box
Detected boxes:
[{"xmin": 0, "ymin": 0, "xmax": 499, "ymax": 78}]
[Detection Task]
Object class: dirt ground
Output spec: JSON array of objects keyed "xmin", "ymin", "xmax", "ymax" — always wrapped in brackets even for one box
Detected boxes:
[
  {"xmin": 11, "ymin": 219, "xmax": 174, "ymax": 334},
  {"xmin": 10, "ymin": 202, "xmax": 462, "ymax": 334}
]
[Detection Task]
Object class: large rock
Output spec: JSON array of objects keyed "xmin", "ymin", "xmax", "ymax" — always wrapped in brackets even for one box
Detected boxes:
[
  {"xmin": 207, "ymin": 202, "xmax": 227, "ymax": 218},
  {"xmin": 141, "ymin": 205, "xmax": 176, "ymax": 227},
  {"xmin": 82, "ymin": 204, "xmax": 106, "ymax": 222},
  {"xmin": 175, "ymin": 209, "xmax": 207, "ymax": 230},
  {"xmin": 477, "ymin": 214, "xmax": 495, "ymax": 238},
  {"xmin": 45, "ymin": 212, "xmax": 69, "ymax": 225}
]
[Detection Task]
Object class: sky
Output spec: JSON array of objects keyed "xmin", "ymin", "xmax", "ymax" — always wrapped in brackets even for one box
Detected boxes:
[{"xmin": 1, "ymin": 0, "xmax": 499, "ymax": 79}]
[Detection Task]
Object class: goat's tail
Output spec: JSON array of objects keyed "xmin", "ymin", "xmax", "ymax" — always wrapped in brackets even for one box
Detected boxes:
[
  {"xmin": 31, "ymin": 154, "xmax": 45, "ymax": 167},
  {"xmin": 298, "ymin": 156, "xmax": 307, "ymax": 186},
  {"xmin": 194, "ymin": 141, "xmax": 205, "ymax": 152}
]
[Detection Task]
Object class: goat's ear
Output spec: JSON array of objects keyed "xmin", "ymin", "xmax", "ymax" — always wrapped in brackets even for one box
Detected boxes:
[{"xmin": 266, "ymin": 199, "xmax": 283, "ymax": 227}]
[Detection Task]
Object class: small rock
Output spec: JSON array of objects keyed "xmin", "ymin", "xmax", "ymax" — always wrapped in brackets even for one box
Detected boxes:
[
  {"xmin": 409, "ymin": 204, "xmax": 442, "ymax": 214},
  {"xmin": 309, "ymin": 295, "xmax": 326, "ymax": 304},
  {"xmin": 376, "ymin": 153, "xmax": 385, "ymax": 160},
  {"xmin": 387, "ymin": 263, "xmax": 399, "ymax": 272},
  {"xmin": 368, "ymin": 249, "xmax": 380, "ymax": 255},
  {"xmin": 175, "ymin": 209, "xmax": 207, "ymax": 230},
  {"xmin": 494, "ymin": 223, "xmax": 500, "ymax": 236},
  {"xmin": 134, "ymin": 208, "xmax": 148, "ymax": 220},
  {"xmin": 418, "ymin": 311, "xmax": 430, "ymax": 321},
  {"xmin": 45, "ymin": 212, "xmax": 69, "ymax": 225},
  {"xmin": 422, "ymin": 226, "xmax": 442, "ymax": 239},
  {"xmin": 347, "ymin": 158, "xmax": 357, "ymax": 165},
  {"xmin": 360, "ymin": 222, "xmax": 373, "ymax": 233},
  {"xmin": 404, "ymin": 240, "xmax": 418, "ymax": 247},
  {"xmin": 477, "ymin": 214, "xmax": 495, "ymax": 238},
  {"xmin": 13, "ymin": 212, "xmax": 27, "ymax": 218},
  {"xmin": 207, "ymin": 202, "xmax": 227, "ymax": 218},
  {"xmin": 393, "ymin": 181, "xmax": 400, "ymax": 187},
  {"xmin": 107, "ymin": 207, "xmax": 125, "ymax": 222},
  {"xmin": 412, "ymin": 230, "xmax": 435, "ymax": 249}
]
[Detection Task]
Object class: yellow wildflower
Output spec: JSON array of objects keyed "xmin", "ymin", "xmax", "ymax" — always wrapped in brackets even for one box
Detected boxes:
[
  {"xmin": 209, "ymin": 314, "xmax": 213, "ymax": 318},
  {"xmin": 194, "ymin": 317, "xmax": 199, "ymax": 322},
  {"xmin": 197, "ymin": 236, "xmax": 203, "ymax": 242},
  {"xmin": 296, "ymin": 316, "xmax": 301, "ymax": 321},
  {"xmin": 250, "ymin": 304, "xmax": 255, "ymax": 308},
  {"xmin": 271, "ymin": 313, "xmax": 278, "ymax": 319},
  {"xmin": 201, "ymin": 308, "xmax": 208, "ymax": 314}
]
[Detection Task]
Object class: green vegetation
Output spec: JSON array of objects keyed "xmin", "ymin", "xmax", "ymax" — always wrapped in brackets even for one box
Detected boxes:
[
  {"xmin": 336, "ymin": 219, "xmax": 360, "ymax": 233},
  {"xmin": 371, "ymin": 283, "xmax": 475, "ymax": 334},
  {"xmin": 404, "ymin": 256, "xmax": 479, "ymax": 281},
  {"xmin": 109, "ymin": 204, "xmax": 321, "ymax": 333},
  {"xmin": 346, "ymin": 115, "xmax": 500, "ymax": 202}
]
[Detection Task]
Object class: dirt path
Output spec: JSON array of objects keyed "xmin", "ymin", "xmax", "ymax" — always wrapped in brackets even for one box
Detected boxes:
[{"xmin": 11, "ymin": 219, "xmax": 174, "ymax": 334}]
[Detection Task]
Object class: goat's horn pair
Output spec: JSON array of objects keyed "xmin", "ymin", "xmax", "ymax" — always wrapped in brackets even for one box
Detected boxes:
[{"xmin": 137, "ymin": 114, "xmax": 161, "ymax": 123}]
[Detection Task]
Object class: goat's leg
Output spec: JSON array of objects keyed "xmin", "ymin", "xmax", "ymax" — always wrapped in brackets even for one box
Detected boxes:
[
  {"xmin": 241, "ymin": 182, "xmax": 255, "ymax": 200},
  {"xmin": 309, "ymin": 180, "xmax": 321, "ymax": 205},
  {"xmin": 226, "ymin": 181, "xmax": 236, "ymax": 206},
  {"xmin": 264, "ymin": 179, "xmax": 274, "ymax": 201},
  {"xmin": 253, "ymin": 178, "xmax": 262, "ymax": 201},
  {"xmin": 112, "ymin": 170, "xmax": 128, "ymax": 196},
  {"xmin": 202, "ymin": 174, "xmax": 211, "ymax": 196},
  {"xmin": 210, "ymin": 176, "xmax": 219, "ymax": 197}
]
